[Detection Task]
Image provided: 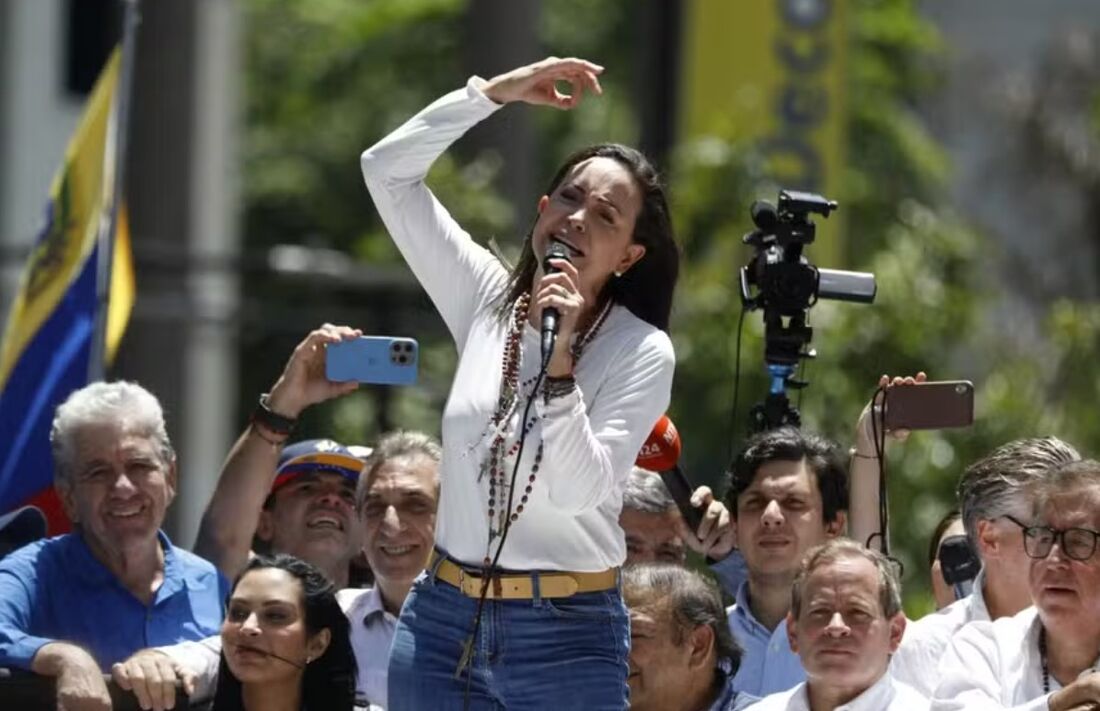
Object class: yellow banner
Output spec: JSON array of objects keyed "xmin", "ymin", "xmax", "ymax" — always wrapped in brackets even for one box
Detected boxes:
[{"xmin": 681, "ymin": 0, "xmax": 848, "ymax": 265}]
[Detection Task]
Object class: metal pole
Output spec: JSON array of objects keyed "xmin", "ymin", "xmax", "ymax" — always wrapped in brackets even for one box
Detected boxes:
[{"xmin": 88, "ymin": 0, "xmax": 141, "ymax": 381}]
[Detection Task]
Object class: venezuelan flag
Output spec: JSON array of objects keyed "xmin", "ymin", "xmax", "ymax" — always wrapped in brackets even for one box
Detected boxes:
[{"xmin": 0, "ymin": 49, "xmax": 135, "ymax": 533}]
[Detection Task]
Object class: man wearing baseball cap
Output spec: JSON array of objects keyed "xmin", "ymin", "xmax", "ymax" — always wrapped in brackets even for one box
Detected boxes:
[
  {"xmin": 194, "ymin": 325, "xmax": 368, "ymax": 586},
  {"xmin": 255, "ymin": 438, "xmax": 368, "ymax": 587}
]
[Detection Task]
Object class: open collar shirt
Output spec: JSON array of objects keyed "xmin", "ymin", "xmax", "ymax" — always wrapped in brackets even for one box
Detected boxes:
[
  {"xmin": 338, "ymin": 586, "xmax": 399, "ymax": 709},
  {"xmin": 891, "ymin": 569, "xmax": 991, "ymax": 696},
  {"xmin": 744, "ymin": 671, "xmax": 930, "ymax": 711},
  {"xmin": 0, "ymin": 531, "xmax": 227, "ymax": 670},
  {"xmin": 929, "ymin": 607, "xmax": 1087, "ymax": 711},
  {"xmin": 727, "ymin": 581, "xmax": 806, "ymax": 697}
]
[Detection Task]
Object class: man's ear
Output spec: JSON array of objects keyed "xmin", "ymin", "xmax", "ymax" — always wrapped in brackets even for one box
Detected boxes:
[
  {"xmin": 887, "ymin": 612, "xmax": 906, "ymax": 653},
  {"xmin": 786, "ymin": 611, "xmax": 799, "ymax": 654},
  {"xmin": 255, "ymin": 510, "xmax": 275, "ymax": 543},
  {"xmin": 976, "ymin": 519, "xmax": 998, "ymax": 559},
  {"xmin": 537, "ymin": 195, "xmax": 549, "ymax": 214},
  {"xmin": 687, "ymin": 624, "xmax": 715, "ymax": 671},
  {"xmin": 824, "ymin": 510, "xmax": 847, "ymax": 539},
  {"xmin": 306, "ymin": 627, "xmax": 331, "ymax": 664}
]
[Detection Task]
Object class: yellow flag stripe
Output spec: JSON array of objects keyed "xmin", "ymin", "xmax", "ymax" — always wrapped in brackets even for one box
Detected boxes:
[{"xmin": 0, "ymin": 50, "xmax": 122, "ymax": 387}]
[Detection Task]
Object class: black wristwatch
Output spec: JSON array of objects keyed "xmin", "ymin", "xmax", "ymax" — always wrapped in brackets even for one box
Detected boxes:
[{"xmin": 251, "ymin": 393, "xmax": 297, "ymax": 436}]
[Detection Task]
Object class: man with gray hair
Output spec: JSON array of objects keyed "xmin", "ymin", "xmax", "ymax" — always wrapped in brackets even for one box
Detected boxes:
[
  {"xmin": 620, "ymin": 466, "xmax": 749, "ymax": 594},
  {"xmin": 0, "ymin": 381, "xmax": 228, "ymax": 711},
  {"xmin": 115, "ymin": 429, "xmax": 443, "ymax": 710},
  {"xmin": 746, "ymin": 539, "xmax": 926, "ymax": 710},
  {"xmin": 932, "ymin": 459, "xmax": 1100, "ymax": 709},
  {"xmin": 892, "ymin": 436, "xmax": 1079, "ymax": 695},
  {"xmin": 624, "ymin": 563, "xmax": 757, "ymax": 711},
  {"xmin": 621, "ymin": 466, "xmax": 688, "ymax": 564}
]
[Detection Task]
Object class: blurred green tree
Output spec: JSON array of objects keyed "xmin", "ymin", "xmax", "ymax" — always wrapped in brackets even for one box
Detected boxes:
[{"xmin": 239, "ymin": 0, "xmax": 1100, "ymax": 612}]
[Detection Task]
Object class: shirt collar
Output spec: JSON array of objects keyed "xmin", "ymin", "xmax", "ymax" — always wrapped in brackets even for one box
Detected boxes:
[
  {"xmin": 733, "ymin": 581, "xmax": 780, "ymax": 636},
  {"xmin": 70, "ymin": 530, "xmax": 192, "ymax": 601},
  {"xmin": 344, "ymin": 585, "xmax": 392, "ymax": 625},
  {"xmin": 798, "ymin": 671, "xmax": 897, "ymax": 711},
  {"xmin": 970, "ymin": 568, "xmax": 991, "ymax": 621}
]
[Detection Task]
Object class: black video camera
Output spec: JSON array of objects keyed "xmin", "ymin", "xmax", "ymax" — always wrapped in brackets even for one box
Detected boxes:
[
  {"xmin": 738, "ymin": 189, "xmax": 877, "ymax": 430},
  {"xmin": 739, "ymin": 190, "xmax": 876, "ymax": 318}
]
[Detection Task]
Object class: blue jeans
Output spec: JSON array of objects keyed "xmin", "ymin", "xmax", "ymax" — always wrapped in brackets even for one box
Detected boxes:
[{"xmin": 387, "ymin": 563, "xmax": 629, "ymax": 710}]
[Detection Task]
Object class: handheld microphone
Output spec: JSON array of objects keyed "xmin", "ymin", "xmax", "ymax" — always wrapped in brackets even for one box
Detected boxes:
[
  {"xmin": 540, "ymin": 241, "xmax": 573, "ymax": 366},
  {"xmin": 635, "ymin": 416, "xmax": 704, "ymax": 531},
  {"xmin": 939, "ymin": 534, "xmax": 980, "ymax": 601},
  {"xmin": 636, "ymin": 414, "xmax": 681, "ymax": 472}
]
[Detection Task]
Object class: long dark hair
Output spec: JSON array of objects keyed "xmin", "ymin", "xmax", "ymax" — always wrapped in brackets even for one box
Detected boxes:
[
  {"xmin": 212, "ymin": 555, "xmax": 356, "ymax": 711},
  {"xmin": 494, "ymin": 143, "xmax": 680, "ymax": 332}
]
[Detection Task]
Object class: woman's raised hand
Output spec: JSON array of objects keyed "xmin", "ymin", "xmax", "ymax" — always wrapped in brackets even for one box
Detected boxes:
[{"xmin": 481, "ymin": 57, "xmax": 603, "ymax": 109}]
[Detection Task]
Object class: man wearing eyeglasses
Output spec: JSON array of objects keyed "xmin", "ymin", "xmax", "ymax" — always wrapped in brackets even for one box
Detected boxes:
[
  {"xmin": 891, "ymin": 437, "xmax": 1079, "ymax": 696},
  {"xmin": 931, "ymin": 459, "xmax": 1100, "ymax": 710}
]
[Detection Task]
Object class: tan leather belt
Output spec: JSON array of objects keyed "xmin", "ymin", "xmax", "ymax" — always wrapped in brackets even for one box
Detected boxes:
[{"xmin": 430, "ymin": 554, "xmax": 618, "ymax": 599}]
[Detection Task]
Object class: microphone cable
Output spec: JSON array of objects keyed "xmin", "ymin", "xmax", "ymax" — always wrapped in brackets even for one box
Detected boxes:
[
  {"xmin": 460, "ymin": 363, "xmax": 548, "ymax": 710},
  {"xmin": 868, "ymin": 385, "xmax": 891, "ymax": 558},
  {"xmin": 726, "ymin": 305, "xmax": 748, "ymax": 464}
]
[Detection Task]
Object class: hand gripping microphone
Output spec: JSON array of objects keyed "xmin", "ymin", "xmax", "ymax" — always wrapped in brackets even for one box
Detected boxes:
[
  {"xmin": 635, "ymin": 415, "xmax": 704, "ymax": 531},
  {"xmin": 540, "ymin": 241, "xmax": 573, "ymax": 367}
]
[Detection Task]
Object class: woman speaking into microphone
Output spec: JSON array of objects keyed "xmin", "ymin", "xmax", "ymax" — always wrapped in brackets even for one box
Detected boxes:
[{"xmin": 361, "ymin": 57, "xmax": 677, "ymax": 709}]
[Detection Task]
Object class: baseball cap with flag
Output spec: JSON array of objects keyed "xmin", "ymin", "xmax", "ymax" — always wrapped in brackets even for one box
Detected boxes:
[{"xmin": 271, "ymin": 439, "xmax": 368, "ymax": 493}]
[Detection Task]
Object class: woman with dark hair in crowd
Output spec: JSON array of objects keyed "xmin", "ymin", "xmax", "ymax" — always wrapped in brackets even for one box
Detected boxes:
[
  {"xmin": 212, "ymin": 554, "xmax": 356, "ymax": 711},
  {"xmin": 361, "ymin": 57, "xmax": 678, "ymax": 709}
]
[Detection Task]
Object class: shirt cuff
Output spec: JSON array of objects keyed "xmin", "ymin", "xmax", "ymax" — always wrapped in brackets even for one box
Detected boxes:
[
  {"xmin": 1, "ymin": 633, "xmax": 53, "ymax": 671},
  {"xmin": 155, "ymin": 637, "xmax": 221, "ymax": 701},
  {"xmin": 466, "ymin": 76, "xmax": 505, "ymax": 111},
  {"xmin": 534, "ymin": 384, "xmax": 584, "ymax": 421}
]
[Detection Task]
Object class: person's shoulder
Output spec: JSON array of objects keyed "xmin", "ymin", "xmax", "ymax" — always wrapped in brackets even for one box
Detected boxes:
[
  {"xmin": 740, "ymin": 684, "xmax": 800, "ymax": 710},
  {"xmin": 0, "ymin": 533, "xmax": 73, "ymax": 572},
  {"xmin": 891, "ymin": 678, "xmax": 932, "ymax": 709},
  {"xmin": 986, "ymin": 605, "xmax": 1038, "ymax": 641},
  {"xmin": 900, "ymin": 598, "xmax": 971, "ymax": 647},
  {"xmin": 336, "ymin": 586, "xmax": 375, "ymax": 613},
  {"xmin": 601, "ymin": 306, "xmax": 674, "ymax": 362},
  {"xmin": 949, "ymin": 605, "xmax": 1035, "ymax": 659},
  {"xmin": 168, "ymin": 542, "xmax": 228, "ymax": 588}
]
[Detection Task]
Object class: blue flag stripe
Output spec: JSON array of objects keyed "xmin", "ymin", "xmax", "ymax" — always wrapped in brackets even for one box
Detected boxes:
[{"xmin": 0, "ymin": 245, "xmax": 97, "ymax": 511}]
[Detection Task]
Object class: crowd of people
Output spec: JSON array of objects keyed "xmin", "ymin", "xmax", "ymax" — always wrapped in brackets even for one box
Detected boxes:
[{"xmin": 2, "ymin": 56, "xmax": 1100, "ymax": 711}]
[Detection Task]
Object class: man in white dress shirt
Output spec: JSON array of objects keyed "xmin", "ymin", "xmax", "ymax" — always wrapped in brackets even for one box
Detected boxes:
[
  {"xmin": 746, "ymin": 539, "xmax": 927, "ymax": 711},
  {"xmin": 338, "ymin": 430, "xmax": 440, "ymax": 709},
  {"xmin": 891, "ymin": 437, "xmax": 1079, "ymax": 696},
  {"xmin": 931, "ymin": 459, "xmax": 1100, "ymax": 711}
]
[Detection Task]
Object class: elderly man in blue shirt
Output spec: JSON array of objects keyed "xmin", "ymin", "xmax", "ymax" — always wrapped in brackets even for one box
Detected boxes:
[{"xmin": 0, "ymin": 381, "xmax": 227, "ymax": 710}]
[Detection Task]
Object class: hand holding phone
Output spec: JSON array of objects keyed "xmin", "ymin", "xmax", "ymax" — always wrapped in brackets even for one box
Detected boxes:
[{"xmin": 325, "ymin": 336, "xmax": 419, "ymax": 385}]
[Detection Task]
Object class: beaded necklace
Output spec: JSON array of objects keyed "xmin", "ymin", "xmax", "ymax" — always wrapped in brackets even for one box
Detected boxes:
[
  {"xmin": 1041, "ymin": 626, "xmax": 1051, "ymax": 694},
  {"xmin": 1039, "ymin": 625, "xmax": 1100, "ymax": 693},
  {"xmin": 480, "ymin": 292, "xmax": 612, "ymax": 560}
]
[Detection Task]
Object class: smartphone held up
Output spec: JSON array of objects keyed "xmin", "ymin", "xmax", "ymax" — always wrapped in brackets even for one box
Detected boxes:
[
  {"xmin": 325, "ymin": 336, "xmax": 419, "ymax": 385},
  {"xmin": 879, "ymin": 380, "xmax": 975, "ymax": 431}
]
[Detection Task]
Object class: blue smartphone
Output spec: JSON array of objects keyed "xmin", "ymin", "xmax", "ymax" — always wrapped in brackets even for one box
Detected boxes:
[{"xmin": 325, "ymin": 336, "xmax": 419, "ymax": 385}]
